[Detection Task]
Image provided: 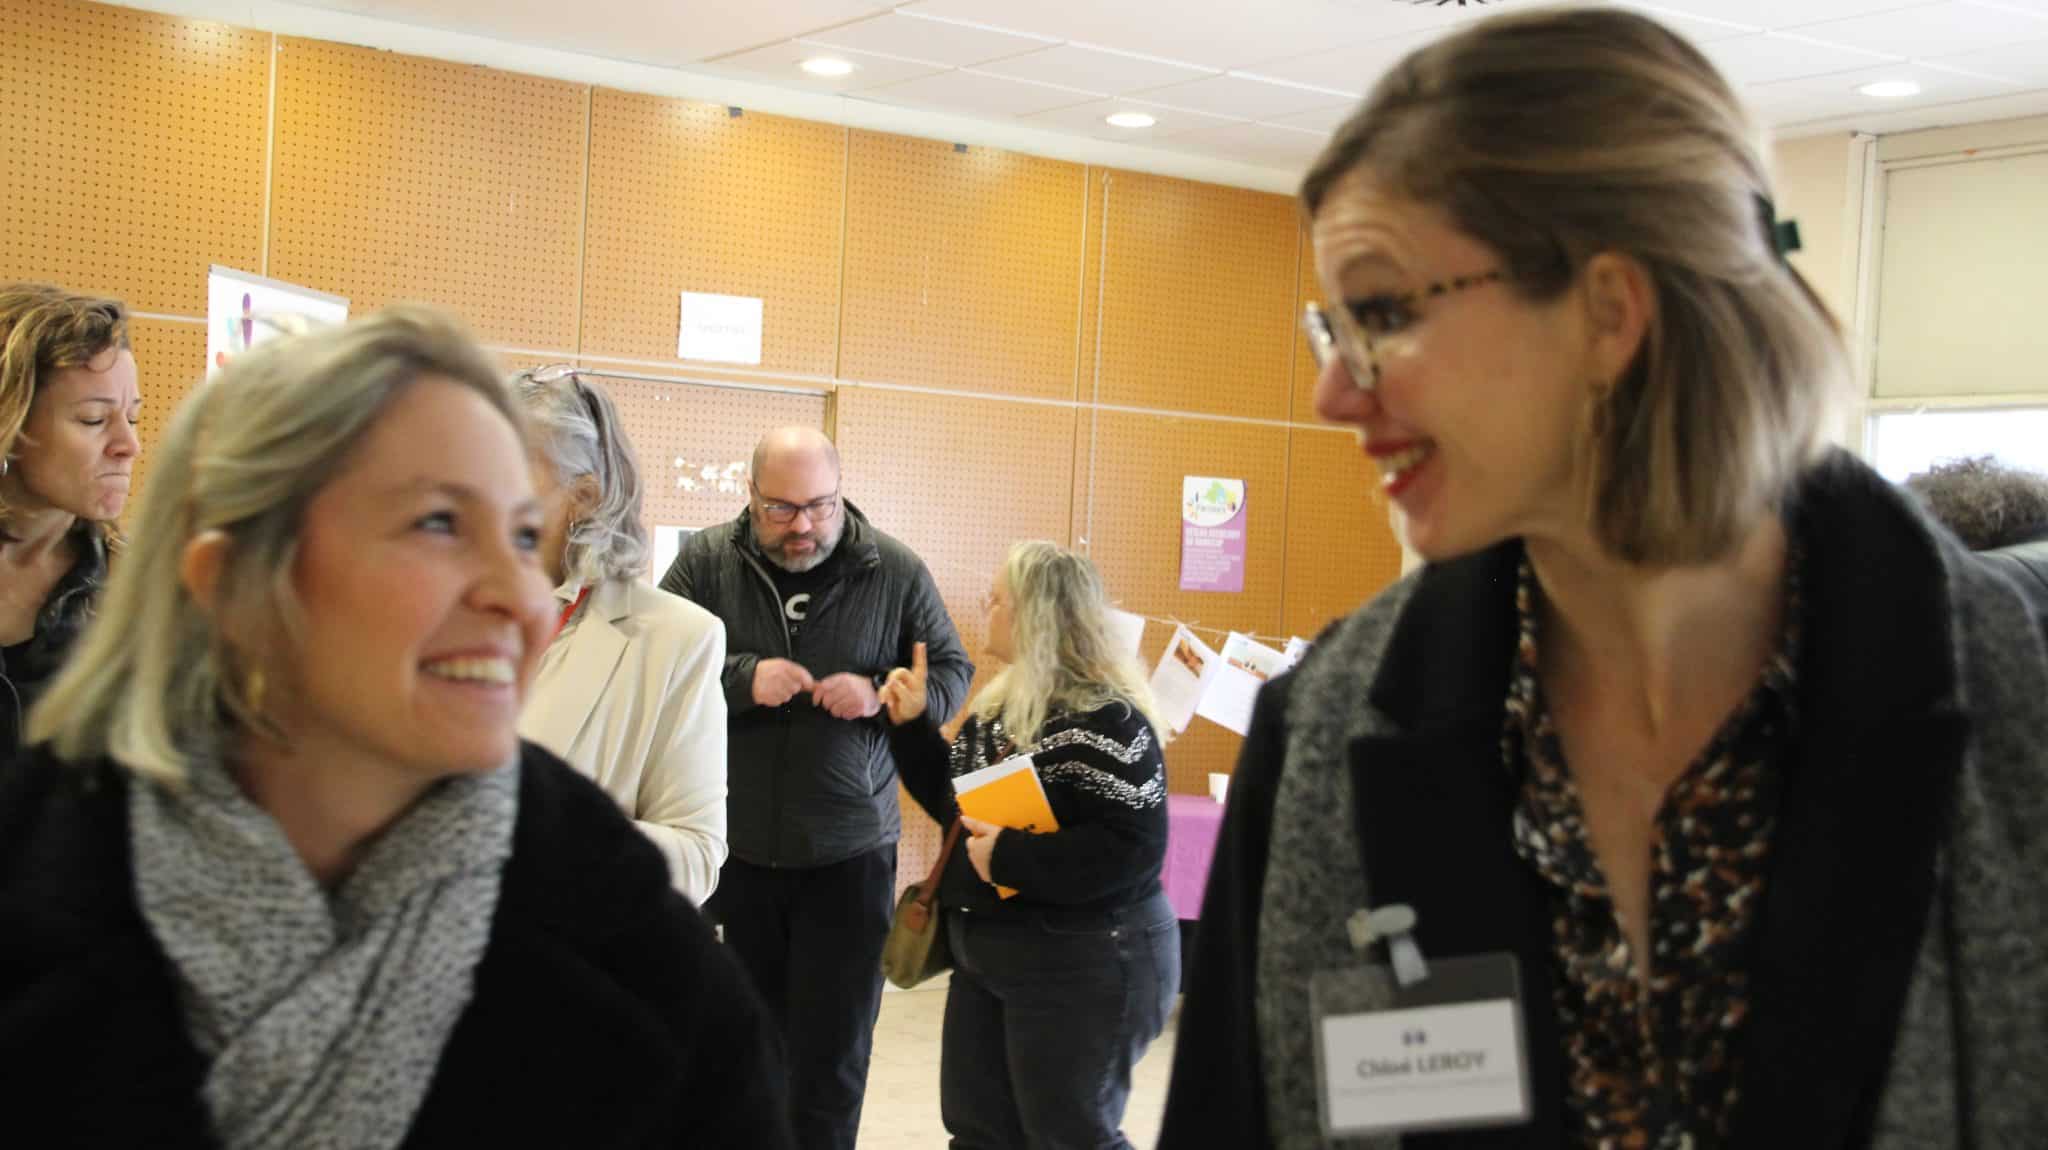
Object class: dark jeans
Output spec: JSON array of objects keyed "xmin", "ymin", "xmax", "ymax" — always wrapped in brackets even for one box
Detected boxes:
[
  {"xmin": 940, "ymin": 890, "xmax": 1181, "ymax": 1150},
  {"xmin": 706, "ymin": 845, "xmax": 896, "ymax": 1150}
]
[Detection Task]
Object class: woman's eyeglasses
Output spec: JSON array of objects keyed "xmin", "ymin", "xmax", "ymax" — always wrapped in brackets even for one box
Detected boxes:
[{"xmin": 1302, "ymin": 269, "xmax": 1506, "ymax": 392}]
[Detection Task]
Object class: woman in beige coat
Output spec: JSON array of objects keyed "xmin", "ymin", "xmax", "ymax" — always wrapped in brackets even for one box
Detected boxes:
[{"xmin": 514, "ymin": 366, "xmax": 729, "ymax": 903}]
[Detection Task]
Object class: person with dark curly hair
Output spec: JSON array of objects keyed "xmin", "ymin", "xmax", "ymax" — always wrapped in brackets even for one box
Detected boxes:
[{"xmin": 1904, "ymin": 454, "xmax": 2048, "ymax": 639}]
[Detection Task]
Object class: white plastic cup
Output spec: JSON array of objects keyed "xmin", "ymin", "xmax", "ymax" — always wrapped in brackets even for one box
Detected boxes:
[{"xmin": 1209, "ymin": 772, "xmax": 1230, "ymax": 804}]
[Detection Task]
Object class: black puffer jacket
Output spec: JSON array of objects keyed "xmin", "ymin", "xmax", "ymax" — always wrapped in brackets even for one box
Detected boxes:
[
  {"xmin": 659, "ymin": 502, "xmax": 972, "ymax": 868},
  {"xmin": 0, "ymin": 522, "xmax": 108, "ymax": 754}
]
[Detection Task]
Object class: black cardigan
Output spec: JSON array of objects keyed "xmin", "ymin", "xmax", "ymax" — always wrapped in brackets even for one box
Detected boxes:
[
  {"xmin": 1160, "ymin": 453, "xmax": 1994, "ymax": 1148},
  {"xmin": 0, "ymin": 741, "xmax": 795, "ymax": 1150}
]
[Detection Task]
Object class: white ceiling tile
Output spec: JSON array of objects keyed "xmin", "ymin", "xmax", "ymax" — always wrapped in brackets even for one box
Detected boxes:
[
  {"xmin": 713, "ymin": 40, "xmax": 947, "ymax": 92},
  {"xmin": 1582, "ymin": 1, "xmax": 1760, "ymax": 42},
  {"xmin": 1152, "ymin": 120, "xmax": 1329, "ymax": 171},
  {"xmin": 1769, "ymin": 84, "xmax": 2048, "ymax": 132},
  {"xmin": 1269, "ymin": 103, "xmax": 1363, "ymax": 133},
  {"xmin": 1019, "ymin": 98, "xmax": 1244, "ymax": 141},
  {"xmin": 899, "ymin": 0, "xmax": 1509, "ymax": 72},
  {"xmin": 800, "ymin": 11, "xmax": 1054, "ymax": 67},
  {"xmin": 1970, "ymin": 0, "xmax": 2048, "ymax": 13},
  {"xmin": 1242, "ymin": 28, "xmax": 1446, "ymax": 94},
  {"xmin": 1788, "ymin": 1, "xmax": 2048, "ymax": 58},
  {"xmin": 1133, "ymin": 72, "xmax": 1357, "ymax": 120},
  {"xmin": 1745, "ymin": 58, "xmax": 2021, "ymax": 123},
  {"xmin": 974, "ymin": 43, "xmax": 1219, "ymax": 94},
  {"xmin": 859, "ymin": 68, "xmax": 1104, "ymax": 116},
  {"xmin": 318, "ymin": 0, "xmax": 895, "ymax": 66},
  {"xmin": 1703, "ymin": 32, "xmax": 1899, "ymax": 85},
  {"xmin": 1928, "ymin": 39, "xmax": 2048, "ymax": 82},
  {"xmin": 1638, "ymin": 0, "xmax": 1941, "ymax": 32}
]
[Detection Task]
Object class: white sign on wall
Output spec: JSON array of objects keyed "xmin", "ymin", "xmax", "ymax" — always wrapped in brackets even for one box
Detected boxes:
[{"xmin": 678, "ymin": 292, "xmax": 763, "ymax": 365}]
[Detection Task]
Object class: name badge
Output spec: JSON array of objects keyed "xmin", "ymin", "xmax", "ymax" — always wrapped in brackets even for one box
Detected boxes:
[{"xmin": 1310, "ymin": 953, "xmax": 1531, "ymax": 1138}]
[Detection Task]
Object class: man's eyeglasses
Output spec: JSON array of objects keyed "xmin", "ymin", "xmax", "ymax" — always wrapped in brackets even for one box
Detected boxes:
[
  {"xmin": 1303, "ymin": 269, "xmax": 1506, "ymax": 392},
  {"xmin": 757, "ymin": 492, "xmax": 841, "ymax": 525}
]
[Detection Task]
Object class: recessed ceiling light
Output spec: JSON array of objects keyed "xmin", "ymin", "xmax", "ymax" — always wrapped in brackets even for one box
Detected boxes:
[
  {"xmin": 1105, "ymin": 112, "xmax": 1156, "ymax": 129},
  {"xmin": 800, "ymin": 57, "xmax": 854, "ymax": 78},
  {"xmin": 1858, "ymin": 79, "xmax": 1921, "ymax": 100}
]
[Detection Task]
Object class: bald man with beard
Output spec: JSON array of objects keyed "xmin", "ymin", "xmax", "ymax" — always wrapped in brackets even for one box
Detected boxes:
[{"xmin": 660, "ymin": 427, "xmax": 973, "ymax": 1150}]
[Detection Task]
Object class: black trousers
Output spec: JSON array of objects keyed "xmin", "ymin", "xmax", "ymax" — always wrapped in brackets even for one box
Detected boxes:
[
  {"xmin": 939, "ymin": 891, "xmax": 1181, "ymax": 1150},
  {"xmin": 707, "ymin": 845, "xmax": 897, "ymax": 1150}
]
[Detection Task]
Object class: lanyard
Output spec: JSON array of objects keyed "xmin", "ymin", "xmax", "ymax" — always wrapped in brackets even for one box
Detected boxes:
[{"xmin": 554, "ymin": 586, "xmax": 591, "ymax": 641}]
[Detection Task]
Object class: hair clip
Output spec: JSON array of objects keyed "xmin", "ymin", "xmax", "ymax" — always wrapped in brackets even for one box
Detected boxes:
[{"xmin": 1754, "ymin": 193, "xmax": 1803, "ymax": 262}]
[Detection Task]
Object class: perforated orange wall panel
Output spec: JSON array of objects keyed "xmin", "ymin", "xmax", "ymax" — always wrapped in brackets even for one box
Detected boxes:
[
  {"xmin": 0, "ymin": 0, "xmax": 267, "ymax": 314},
  {"xmin": 1292, "ymin": 224, "xmax": 1326, "ymax": 423},
  {"xmin": 841, "ymin": 132, "xmax": 1084, "ymax": 401},
  {"xmin": 268, "ymin": 38, "xmax": 585, "ymax": 349},
  {"xmin": 1094, "ymin": 171, "xmax": 1299, "ymax": 421},
  {"xmin": 582, "ymin": 92, "xmax": 843, "ymax": 376},
  {"xmin": 1282, "ymin": 427, "xmax": 1402, "ymax": 639},
  {"xmin": 1083, "ymin": 410, "xmax": 1287, "ymax": 635},
  {"xmin": 596, "ymin": 379, "xmax": 828, "ymax": 552},
  {"xmin": 1081, "ymin": 409, "xmax": 1287, "ymax": 794},
  {"xmin": 125, "ymin": 318, "xmax": 205, "ymax": 517}
]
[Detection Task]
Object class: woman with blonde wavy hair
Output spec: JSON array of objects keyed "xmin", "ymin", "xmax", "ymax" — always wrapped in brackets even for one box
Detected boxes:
[
  {"xmin": 0, "ymin": 283, "xmax": 139, "ymax": 752},
  {"xmin": 0, "ymin": 307, "xmax": 791, "ymax": 1149},
  {"xmin": 880, "ymin": 539, "xmax": 1177, "ymax": 1150}
]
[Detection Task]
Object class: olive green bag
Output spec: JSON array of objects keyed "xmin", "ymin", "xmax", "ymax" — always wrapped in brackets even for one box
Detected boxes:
[{"xmin": 881, "ymin": 818, "xmax": 963, "ymax": 990}]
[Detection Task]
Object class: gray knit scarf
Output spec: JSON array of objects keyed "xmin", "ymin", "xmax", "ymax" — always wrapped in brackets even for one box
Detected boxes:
[{"xmin": 129, "ymin": 753, "xmax": 519, "ymax": 1150}]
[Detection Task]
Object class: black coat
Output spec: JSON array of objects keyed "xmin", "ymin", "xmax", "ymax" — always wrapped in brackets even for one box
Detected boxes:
[
  {"xmin": 0, "ymin": 522, "xmax": 107, "ymax": 753},
  {"xmin": 659, "ymin": 501, "xmax": 973, "ymax": 868},
  {"xmin": 1976, "ymin": 536, "xmax": 2048, "ymax": 651},
  {"xmin": 0, "ymin": 741, "xmax": 795, "ymax": 1150},
  {"xmin": 1161, "ymin": 454, "xmax": 2027, "ymax": 1148}
]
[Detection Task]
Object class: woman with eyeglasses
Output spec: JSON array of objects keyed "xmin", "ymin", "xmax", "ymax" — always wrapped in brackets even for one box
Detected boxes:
[
  {"xmin": 513, "ymin": 366, "xmax": 729, "ymax": 904},
  {"xmin": 880, "ymin": 540, "xmax": 1177, "ymax": 1150},
  {"xmin": 0, "ymin": 310, "xmax": 791, "ymax": 1149},
  {"xmin": 0, "ymin": 284, "xmax": 141, "ymax": 754},
  {"xmin": 1161, "ymin": 9, "xmax": 2048, "ymax": 1149}
]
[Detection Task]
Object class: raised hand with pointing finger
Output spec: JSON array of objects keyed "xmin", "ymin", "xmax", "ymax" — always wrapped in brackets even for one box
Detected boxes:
[{"xmin": 878, "ymin": 641, "xmax": 929, "ymax": 725}]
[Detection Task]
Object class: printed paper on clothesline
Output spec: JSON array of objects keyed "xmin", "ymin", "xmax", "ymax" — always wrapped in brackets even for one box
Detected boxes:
[
  {"xmin": 1149, "ymin": 625, "xmax": 1222, "ymax": 735},
  {"xmin": 1283, "ymin": 636, "xmax": 1312, "ymax": 668},
  {"xmin": 1195, "ymin": 632, "xmax": 1290, "ymax": 736},
  {"xmin": 1105, "ymin": 607, "xmax": 1147, "ymax": 658}
]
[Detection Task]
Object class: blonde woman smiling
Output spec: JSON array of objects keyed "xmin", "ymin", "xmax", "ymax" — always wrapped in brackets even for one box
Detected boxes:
[{"xmin": 0, "ymin": 309, "xmax": 791, "ymax": 1149}]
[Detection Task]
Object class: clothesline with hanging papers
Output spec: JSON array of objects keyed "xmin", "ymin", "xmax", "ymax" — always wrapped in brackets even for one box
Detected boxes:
[{"xmin": 889, "ymin": 557, "xmax": 1312, "ymax": 738}]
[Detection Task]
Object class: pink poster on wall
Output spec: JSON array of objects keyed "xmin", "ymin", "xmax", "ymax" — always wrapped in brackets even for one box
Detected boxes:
[{"xmin": 1180, "ymin": 477, "xmax": 1247, "ymax": 592}]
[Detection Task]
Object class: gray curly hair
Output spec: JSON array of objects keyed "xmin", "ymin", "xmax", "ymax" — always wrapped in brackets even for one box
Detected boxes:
[
  {"xmin": 1902, "ymin": 455, "xmax": 2048, "ymax": 551},
  {"xmin": 513, "ymin": 366, "xmax": 649, "ymax": 585}
]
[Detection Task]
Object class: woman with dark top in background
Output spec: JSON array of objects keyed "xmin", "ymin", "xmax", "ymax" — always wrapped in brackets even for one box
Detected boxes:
[
  {"xmin": 881, "ymin": 539, "xmax": 1177, "ymax": 1150},
  {"xmin": 0, "ymin": 283, "xmax": 139, "ymax": 752}
]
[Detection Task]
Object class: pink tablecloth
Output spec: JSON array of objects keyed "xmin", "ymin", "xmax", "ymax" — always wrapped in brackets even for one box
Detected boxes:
[{"xmin": 1161, "ymin": 793, "xmax": 1226, "ymax": 921}]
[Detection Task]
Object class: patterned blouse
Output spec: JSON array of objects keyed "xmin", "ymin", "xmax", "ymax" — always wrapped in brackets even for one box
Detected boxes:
[{"xmin": 1502, "ymin": 556, "xmax": 1801, "ymax": 1149}]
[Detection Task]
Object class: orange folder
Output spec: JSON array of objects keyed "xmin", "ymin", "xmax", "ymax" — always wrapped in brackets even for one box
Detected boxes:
[{"xmin": 952, "ymin": 754, "xmax": 1059, "ymax": 899}]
